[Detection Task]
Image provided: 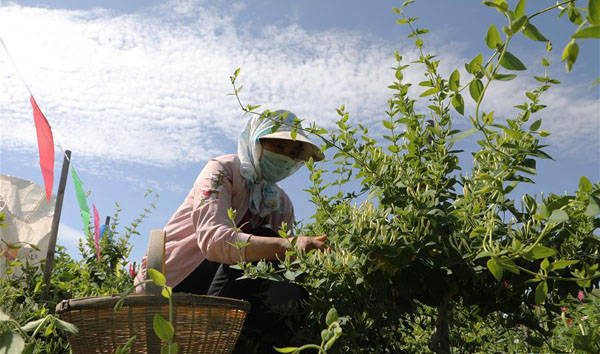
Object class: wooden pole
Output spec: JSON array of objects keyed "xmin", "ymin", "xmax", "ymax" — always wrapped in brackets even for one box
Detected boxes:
[
  {"xmin": 41, "ymin": 150, "xmax": 71, "ymax": 301},
  {"xmin": 104, "ymin": 216, "xmax": 110, "ymax": 235}
]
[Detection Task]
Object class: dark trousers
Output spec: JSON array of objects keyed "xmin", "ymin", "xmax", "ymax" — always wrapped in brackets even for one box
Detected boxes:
[{"xmin": 173, "ymin": 227, "xmax": 307, "ymax": 353}]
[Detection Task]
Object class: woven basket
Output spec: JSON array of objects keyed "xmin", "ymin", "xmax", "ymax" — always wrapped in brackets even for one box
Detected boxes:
[
  {"xmin": 56, "ymin": 294, "xmax": 250, "ymax": 353},
  {"xmin": 55, "ymin": 230, "xmax": 250, "ymax": 353}
]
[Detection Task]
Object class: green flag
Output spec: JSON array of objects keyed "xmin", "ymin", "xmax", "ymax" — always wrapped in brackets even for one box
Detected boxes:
[{"xmin": 71, "ymin": 167, "xmax": 90, "ymax": 235}]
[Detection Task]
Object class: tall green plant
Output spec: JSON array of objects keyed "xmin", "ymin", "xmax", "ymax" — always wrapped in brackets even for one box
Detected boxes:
[{"xmin": 232, "ymin": 0, "xmax": 599, "ymax": 352}]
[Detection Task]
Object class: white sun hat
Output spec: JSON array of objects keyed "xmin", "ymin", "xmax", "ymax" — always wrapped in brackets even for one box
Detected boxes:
[{"xmin": 258, "ymin": 110, "xmax": 325, "ymax": 161}]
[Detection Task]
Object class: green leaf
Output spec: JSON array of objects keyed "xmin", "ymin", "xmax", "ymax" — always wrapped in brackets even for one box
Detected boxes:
[
  {"xmin": 326, "ymin": 308, "xmax": 339, "ymax": 326},
  {"xmin": 523, "ymin": 23, "xmax": 548, "ymax": 42},
  {"xmin": 579, "ymin": 176, "xmax": 592, "ymax": 193},
  {"xmin": 451, "ymin": 94, "xmax": 464, "ymax": 115},
  {"xmin": 21, "ymin": 318, "xmax": 46, "ymax": 332},
  {"xmin": 449, "ymin": 70, "xmax": 460, "ymax": 91},
  {"xmin": 540, "ymin": 258, "xmax": 550, "ymax": 271},
  {"xmin": 492, "ymin": 73, "xmax": 517, "ymax": 82},
  {"xmin": 487, "ymin": 258, "xmax": 503, "ymax": 281},
  {"xmin": 497, "ymin": 258, "xmax": 520, "ymax": 274},
  {"xmin": 147, "ymin": 269, "xmax": 166, "ymax": 287},
  {"xmin": 530, "ymin": 245, "xmax": 557, "ymax": 259},
  {"xmin": 549, "ymin": 209, "xmax": 569, "ymax": 224},
  {"xmin": 153, "ymin": 314, "xmax": 174, "ymax": 342},
  {"xmin": 510, "ymin": 15, "xmax": 527, "ymax": 33},
  {"xmin": 467, "ymin": 54, "xmax": 483, "ymax": 73},
  {"xmin": 550, "ymin": 259, "xmax": 579, "ymax": 271},
  {"xmin": 485, "ymin": 25, "xmax": 502, "ymax": 49},
  {"xmin": 387, "ymin": 145, "xmax": 399, "ymax": 153},
  {"xmin": 449, "ymin": 128, "xmax": 477, "ymax": 143},
  {"xmin": 539, "ymin": 130, "xmax": 551, "ymax": 137},
  {"xmin": 382, "ymin": 120, "xmax": 394, "ymax": 130},
  {"xmin": 419, "ymin": 87, "xmax": 438, "ymax": 97},
  {"xmin": 500, "ymin": 51, "xmax": 527, "ymax": 71},
  {"xmin": 0, "ymin": 331, "xmax": 25, "ymax": 354},
  {"xmin": 117, "ymin": 336, "xmax": 137, "ymax": 354},
  {"xmin": 415, "ymin": 38, "xmax": 424, "ymax": 47},
  {"xmin": 161, "ymin": 286, "xmax": 172, "ymax": 299},
  {"xmin": 474, "ymin": 250, "xmax": 493, "ymax": 259},
  {"xmin": 529, "ymin": 119, "xmax": 541, "ymax": 131},
  {"xmin": 514, "ymin": 0, "xmax": 526, "ymax": 17},
  {"xmin": 535, "ymin": 281, "xmax": 548, "ymax": 305},
  {"xmin": 572, "ymin": 25, "xmax": 600, "ymax": 39},
  {"xmin": 590, "ymin": 0, "xmax": 600, "ymax": 25},
  {"xmin": 541, "ymin": 58, "xmax": 550, "ymax": 67},
  {"xmin": 54, "ymin": 318, "xmax": 79, "ymax": 334},
  {"xmin": 227, "ymin": 208, "xmax": 236, "ymax": 222},
  {"xmin": 274, "ymin": 347, "xmax": 299, "ymax": 353},
  {"xmin": 469, "ymin": 79, "xmax": 484, "ymax": 102},
  {"xmin": 561, "ymin": 40, "xmax": 579, "ymax": 73},
  {"xmin": 483, "ymin": 0, "xmax": 508, "ymax": 13},
  {"xmin": 585, "ymin": 197, "xmax": 600, "ymax": 217}
]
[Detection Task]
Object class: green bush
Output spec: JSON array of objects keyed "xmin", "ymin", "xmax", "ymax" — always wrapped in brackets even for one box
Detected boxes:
[
  {"xmin": 234, "ymin": 1, "xmax": 600, "ymax": 352},
  {"xmin": 0, "ymin": 191, "xmax": 157, "ymax": 353}
]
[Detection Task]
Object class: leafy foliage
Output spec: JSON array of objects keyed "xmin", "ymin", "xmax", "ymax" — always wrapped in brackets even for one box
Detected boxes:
[
  {"xmin": 232, "ymin": 0, "xmax": 600, "ymax": 352},
  {"xmin": 0, "ymin": 191, "xmax": 157, "ymax": 352}
]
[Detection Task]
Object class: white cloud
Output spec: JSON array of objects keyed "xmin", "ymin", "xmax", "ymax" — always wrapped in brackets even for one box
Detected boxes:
[{"xmin": 0, "ymin": 0, "xmax": 597, "ymax": 169}]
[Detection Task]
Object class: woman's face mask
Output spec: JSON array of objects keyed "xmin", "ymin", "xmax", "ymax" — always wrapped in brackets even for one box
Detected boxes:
[{"xmin": 259, "ymin": 149, "xmax": 298, "ymax": 182}]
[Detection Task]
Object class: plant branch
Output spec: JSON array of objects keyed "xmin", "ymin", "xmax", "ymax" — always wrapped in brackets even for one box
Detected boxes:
[{"xmin": 528, "ymin": 0, "xmax": 575, "ymax": 20}]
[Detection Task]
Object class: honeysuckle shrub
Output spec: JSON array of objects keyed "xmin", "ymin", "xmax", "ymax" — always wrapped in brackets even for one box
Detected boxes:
[
  {"xmin": 233, "ymin": 0, "xmax": 600, "ymax": 352},
  {"xmin": 0, "ymin": 191, "xmax": 156, "ymax": 353}
]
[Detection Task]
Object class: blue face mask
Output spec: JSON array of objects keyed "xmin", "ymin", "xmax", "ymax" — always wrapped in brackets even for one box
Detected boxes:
[{"xmin": 259, "ymin": 149, "xmax": 299, "ymax": 182}]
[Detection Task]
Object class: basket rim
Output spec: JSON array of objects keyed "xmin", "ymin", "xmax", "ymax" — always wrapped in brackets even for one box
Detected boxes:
[{"xmin": 56, "ymin": 293, "xmax": 251, "ymax": 314}]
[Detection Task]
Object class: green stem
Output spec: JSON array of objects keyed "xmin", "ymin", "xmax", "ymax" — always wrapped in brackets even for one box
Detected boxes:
[
  {"xmin": 523, "ymin": 223, "xmax": 551, "ymax": 253},
  {"xmin": 457, "ymin": 51, "xmax": 500, "ymax": 94},
  {"xmin": 8, "ymin": 319, "xmax": 29, "ymax": 339},
  {"xmin": 168, "ymin": 288, "xmax": 173, "ymax": 345},
  {"xmin": 30, "ymin": 315, "xmax": 52, "ymax": 339},
  {"xmin": 528, "ymin": 0, "xmax": 575, "ymax": 20},
  {"xmin": 513, "ymin": 264, "xmax": 593, "ymax": 282},
  {"xmin": 231, "ymin": 78, "xmax": 372, "ymax": 173}
]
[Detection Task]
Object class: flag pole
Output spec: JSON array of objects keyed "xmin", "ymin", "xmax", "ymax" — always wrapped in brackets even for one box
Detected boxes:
[{"xmin": 41, "ymin": 150, "xmax": 71, "ymax": 301}]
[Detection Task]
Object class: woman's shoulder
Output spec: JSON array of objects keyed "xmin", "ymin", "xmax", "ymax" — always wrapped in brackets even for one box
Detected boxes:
[{"xmin": 206, "ymin": 154, "xmax": 240, "ymax": 174}]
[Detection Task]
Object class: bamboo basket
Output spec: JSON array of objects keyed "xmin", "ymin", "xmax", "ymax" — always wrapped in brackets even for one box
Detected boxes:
[
  {"xmin": 56, "ymin": 294, "xmax": 250, "ymax": 353},
  {"xmin": 55, "ymin": 230, "xmax": 250, "ymax": 353}
]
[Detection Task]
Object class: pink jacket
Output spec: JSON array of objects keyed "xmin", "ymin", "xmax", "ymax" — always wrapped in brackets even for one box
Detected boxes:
[{"xmin": 135, "ymin": 154, "xmax": 295, "ymax": 292}]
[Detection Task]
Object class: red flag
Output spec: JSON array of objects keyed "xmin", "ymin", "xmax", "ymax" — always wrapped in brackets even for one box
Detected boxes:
[
  {"xmin": 93, "ymin": 204, "xmax": 100, "ymax": 261},
  {"xmin": 30, "ymin": 96, "xmax": 54, "ymax": 201}
]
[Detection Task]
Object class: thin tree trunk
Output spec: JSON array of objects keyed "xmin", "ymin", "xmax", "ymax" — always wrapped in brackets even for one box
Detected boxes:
[{"xmin": 429, "ymin": 296, "xmax": 450, "ymax": 354}]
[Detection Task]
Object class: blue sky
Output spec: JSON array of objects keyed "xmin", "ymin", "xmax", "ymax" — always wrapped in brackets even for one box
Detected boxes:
[{"xmin": 1, "ymin": 0, "xmax": 598, "ymax": 264}]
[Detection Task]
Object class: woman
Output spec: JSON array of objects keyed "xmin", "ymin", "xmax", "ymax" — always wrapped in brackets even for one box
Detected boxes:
[{"xmin": 135, "ymin": 110, "xmax": 327, "ymax": 351}]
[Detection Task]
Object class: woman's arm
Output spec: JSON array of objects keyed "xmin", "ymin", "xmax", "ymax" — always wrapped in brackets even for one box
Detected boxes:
[{"xmin": 244, "ymin": 234, "xmax": 328, "ymax": 262}]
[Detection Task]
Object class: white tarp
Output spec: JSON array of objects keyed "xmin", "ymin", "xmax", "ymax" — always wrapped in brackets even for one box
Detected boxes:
[{"xmin": 0, "ymin": 174, "xmax": 55, "ymax": 276}]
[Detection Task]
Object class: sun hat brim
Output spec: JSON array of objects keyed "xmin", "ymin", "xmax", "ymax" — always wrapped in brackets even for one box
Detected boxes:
[{"xmin": 259, "ymin": 131, "xmax": 325, "ymax": 161}]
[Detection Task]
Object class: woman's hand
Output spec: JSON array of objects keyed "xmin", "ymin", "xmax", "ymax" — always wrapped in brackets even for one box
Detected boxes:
[
  {"xmin": 295, "ymin": 234, "xmax": 329, "ymax": 253},
  {"xmin": 243, "ymin": 234, "xmax": 328, "ymax": 263}
]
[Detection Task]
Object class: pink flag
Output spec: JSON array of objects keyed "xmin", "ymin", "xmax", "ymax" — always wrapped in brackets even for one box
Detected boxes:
[
  {"xmin": 93, "ymin": 204, "xmax": 100, "ymax": 261},
  {"xmin": 30, "ymin": 96, "xmax": 54, "ymax": 201}
]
